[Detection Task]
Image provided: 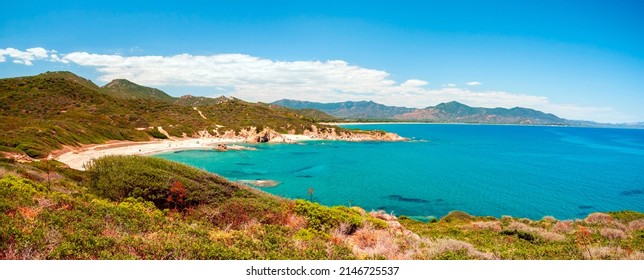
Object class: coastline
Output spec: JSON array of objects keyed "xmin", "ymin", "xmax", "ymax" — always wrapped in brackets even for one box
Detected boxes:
[{"xmin": 55, "ymin": 134, "xmax": 314, "ymax": 170}]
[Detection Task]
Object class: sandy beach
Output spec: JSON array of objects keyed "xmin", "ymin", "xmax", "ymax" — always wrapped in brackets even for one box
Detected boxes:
[
  {"xmin": 55, "ymin": 138, "xmax": 232, "ymax": 170},
  {"xmin": 54, "ymin": 134, "xmax": 314, "ymax": 170}
]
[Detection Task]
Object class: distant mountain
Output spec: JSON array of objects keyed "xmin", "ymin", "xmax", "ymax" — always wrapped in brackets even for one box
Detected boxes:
[
  {"xmin": 103, "ymin": 79, "xmax": 176, "ymax": 102},
  {"xmin": 272, "ymin": 99, "xmax": 414, "ymax": 119},
  {"xmin": 395, "ymin": 101, "xmax": 566, "ymax": 125},
  {"xmin": 272, "ymin": 99, "xmax": 567, "ymax": 125}
]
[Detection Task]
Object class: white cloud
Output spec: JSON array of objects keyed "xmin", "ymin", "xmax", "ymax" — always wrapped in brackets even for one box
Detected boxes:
[
  {"xmin": 466, "ymin": 81, "xmax": 482, "ymax": 86},
  {"xmin": 0, "ymin": 47, "xmax": 65, "ymax": 65},
  {"xmin": 400, "ymin": 79, "xmax": 428, "ymax": 88},
  {"xmin": 0, "ymin": 47, "xmax": 52, "ymax": 65},
  {"xmin": 0, "ymin": 47, "xmax": 617, "ymax": 121}
]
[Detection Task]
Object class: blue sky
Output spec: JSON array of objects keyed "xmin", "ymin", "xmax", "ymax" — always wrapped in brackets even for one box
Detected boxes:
[{"xmin": 1, "ymin": 1, "xmax": 643, "ymax": 122}]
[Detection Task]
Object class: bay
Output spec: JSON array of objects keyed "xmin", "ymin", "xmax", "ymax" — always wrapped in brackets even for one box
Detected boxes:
[{"xmin": 155, "ymin": 124, "xmax": 644, "ymax": 220}]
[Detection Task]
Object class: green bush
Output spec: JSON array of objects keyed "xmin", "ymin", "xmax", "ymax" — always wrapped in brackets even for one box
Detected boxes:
[
  {"xmin": 84, "ymin": 155, "xmax": 240, "ymax": 209},
  {"xmin": 0, "ymin": 175, "xmax": 45, "ymax": 212},
  {"xmin": 441, "ymin": 211, "xmax": 473, "ymax": 222},
  {"xmin": 608, "ymin": 211, "xmax": 644, "ymax": 222},
  {"xmin": 294, "ymin": 200, "xmax": 363, "ymax": 233},
  {"xmin": 147, "ymin": 128, "xmax": 168, "ymax": 139}
]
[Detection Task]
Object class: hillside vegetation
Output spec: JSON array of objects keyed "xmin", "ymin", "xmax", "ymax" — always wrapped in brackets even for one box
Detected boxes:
[
  {"xmin": 0, "ymin": 72, "xmax": 349, "ymax": 159},
  {"xmin": 1, "ymin": 156, "xmax": 642, "ymax": 260}
]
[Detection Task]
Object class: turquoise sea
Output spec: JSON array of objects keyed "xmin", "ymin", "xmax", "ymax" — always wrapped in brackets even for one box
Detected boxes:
[{"xmin": 155, "ymin": 124, "xmax": 644, "ymax": 220}]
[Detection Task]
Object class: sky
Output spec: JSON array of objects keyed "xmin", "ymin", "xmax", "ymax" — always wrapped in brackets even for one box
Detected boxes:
[{"xmin": 1, "ymin": 1, "xmax": 643, "ymax": 123}]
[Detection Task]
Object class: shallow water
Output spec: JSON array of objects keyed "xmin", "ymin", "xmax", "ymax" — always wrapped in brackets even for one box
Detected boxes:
[{"xmin": 155, "ymin": 124, "xmax": 644, "ymax": 220}]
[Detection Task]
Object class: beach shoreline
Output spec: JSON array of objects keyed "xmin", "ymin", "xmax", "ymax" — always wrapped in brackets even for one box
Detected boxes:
[{"xmin": 54, "ymin": 134, "xmax": 315, "ymax": 170}]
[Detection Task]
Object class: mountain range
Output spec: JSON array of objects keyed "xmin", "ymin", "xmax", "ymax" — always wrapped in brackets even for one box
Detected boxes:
[
  {"xmin": 273, "ymin": 99, "xmax": 567, "ymax": 125},
  {"xmin": 272, "ymin": 99, "xmax": 644, "ymax": 128},
  {"xmin": 272, "ymin": 99, "xmax": 414, "ymax": 119}
]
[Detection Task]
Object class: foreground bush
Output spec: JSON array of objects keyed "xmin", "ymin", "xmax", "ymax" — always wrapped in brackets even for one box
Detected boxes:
[{"xmin": 84, "ymin": 155, "xmax": 248, "ymax": 209}]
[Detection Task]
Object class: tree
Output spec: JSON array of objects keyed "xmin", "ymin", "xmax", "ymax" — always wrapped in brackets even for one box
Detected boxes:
[
  {"xmin": 167, "ymin": 179, "xmax": 187, "ymax": 211},
  {"xmin": 42, "ymin": 159, "xmax": 52, "ymax": 190}
]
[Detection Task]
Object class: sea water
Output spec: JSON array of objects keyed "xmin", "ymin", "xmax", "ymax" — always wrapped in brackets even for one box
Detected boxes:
[{"xmin": 155, "ymin": 124, "xmax": 644, "ymax": 220}]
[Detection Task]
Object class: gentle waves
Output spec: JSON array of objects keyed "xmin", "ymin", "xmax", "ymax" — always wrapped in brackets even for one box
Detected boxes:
[{"xmin": 155, "ymin": 124, "xmax": 644, "ymax": 220}]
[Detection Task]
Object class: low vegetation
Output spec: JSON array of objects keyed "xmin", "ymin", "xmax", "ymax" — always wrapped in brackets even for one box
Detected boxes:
[
  {"xmin": 398, "ymin": 210, "xmax": 644, "ymax": 260},
  {"xmin": 1, "ymin": 155, "xmax": 642, "ymax": 260}
]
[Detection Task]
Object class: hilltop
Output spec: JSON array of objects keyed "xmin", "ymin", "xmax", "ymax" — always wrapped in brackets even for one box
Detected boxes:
[
  {"xmin": 103, "ymin": 79, "xmax": 175, "ymax": 102},
  {"xmin": 0, "ymin": 71, "xmax": 399, "ymax": 160}
]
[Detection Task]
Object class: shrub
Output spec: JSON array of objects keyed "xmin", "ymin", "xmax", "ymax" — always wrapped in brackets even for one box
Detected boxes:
[
  {"xmin": 440, "ymin": 211, "xmax": 473, "ymax": 222},
  {"xmin": 147, "ymin": 128, "xmax": 168, "ymax": 139},
  {"xmin": 84, "ymin": 155, "xmax": 239, "ymax": 209},
  {"xmin": 608, "ymin": 211, "xmax": 644, "ymax": 223},
  {"xmin": 0, "ymin": 175, "xmax": 45, "ymax": 212},
  {"xmin": 628, "ymin": 219, "xmax": 644, "ymax": 231},
  {"xmin": 583, "ymin": 246, "xmax": 626, "ymax": 260},
  {"xmin": 599, "ymin": 228, "xmax": 626, "ymax": 240},
  {"xmin": 424, "ymin": 239, "xmax": 497, "ymax": 260},
  {"xmin": 210, "ymin": 198, "xmax": 289, "ymax": 230},
  {"xmin": 167, "ymin": 180, "xmax": 187, "ymax": 211},
  {"xmin": 504, "ymin": 221, "xmax": 565, "ymax": 242},
  {"xmin": 470, "ymin": 221, "xmax": 501, "ymax": 232},
  {"xmin": 541, "ymin": 216, "xmax": 557, "ymax": 223},
  {"xmin": 585, "ymin": 213, "xmax": 613, "ymax": 225},
  {"xmin": 552, "ymin": 221, "xmax": 573, "ymax": 234},
  {"xmin": 293, "ymin": 200, "xmax": 363, "ymax": 233}
]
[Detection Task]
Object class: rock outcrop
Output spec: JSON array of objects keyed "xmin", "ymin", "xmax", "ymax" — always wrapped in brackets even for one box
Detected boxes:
[
  {"xmin": 302, "ymin": 125, "xmax": 406, "ymax": 141},
  {"xmin": 214, "ymin": 143, "xmax": 257, "ymax": 152},
  {"xmin": 208, "ymin": 125, "xmax": 406, "ymax": 143}
]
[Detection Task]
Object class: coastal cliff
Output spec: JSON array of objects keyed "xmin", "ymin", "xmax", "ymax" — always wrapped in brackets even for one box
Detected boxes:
[{"xmin": 207, "ymin": 125, "xmax": 406, "ymax": 143}]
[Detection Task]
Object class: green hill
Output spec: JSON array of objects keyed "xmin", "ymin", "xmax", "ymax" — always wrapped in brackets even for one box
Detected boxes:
[
  {"xmin": 103, "ymin": 79, "xmax": 175, "ymax": 102},
  {"xmin": 0, "ymin": 72, "xmax": 349, "ymax": 158}
]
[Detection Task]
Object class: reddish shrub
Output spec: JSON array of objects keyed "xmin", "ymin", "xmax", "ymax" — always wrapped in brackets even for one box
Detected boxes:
[
  {"xmin": 585, "ymin": 213, "xmax": 613, "ymax": 225},
  {"xmin": 552, "ymin": 221, "xmax": 573, "ymax": 233},
  {"xmin": 167, "ymin": 180, "xmax": 187, "ymax": 211},
  {"xmin": 600, "ymin": 228, "xmax": 626, "ymax": 240}
]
